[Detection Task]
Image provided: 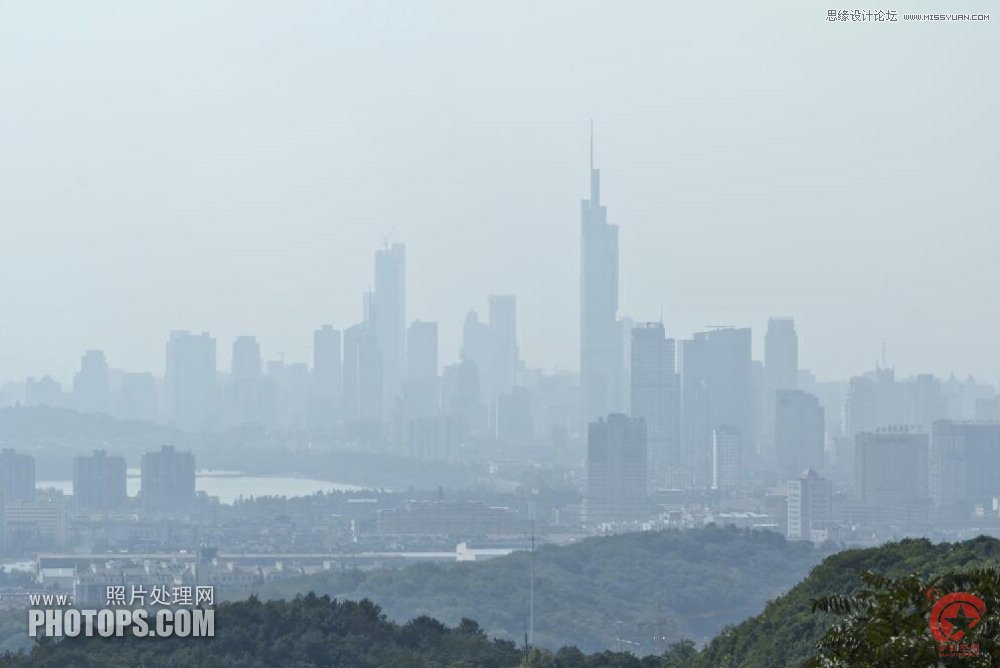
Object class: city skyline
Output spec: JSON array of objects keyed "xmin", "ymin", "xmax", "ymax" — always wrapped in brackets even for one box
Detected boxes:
[{"xmin": 2, "ymin": 1, "xmax": 996, "ymax": 384}]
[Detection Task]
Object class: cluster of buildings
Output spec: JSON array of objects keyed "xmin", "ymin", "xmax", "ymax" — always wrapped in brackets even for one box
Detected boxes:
[
  {"xmin": 0, "ymin": 446, "xmax": 197, "ymax": 554},
  {"xmin": 1, "ymin": 133, "xmax": 999, "ymax": 556}
]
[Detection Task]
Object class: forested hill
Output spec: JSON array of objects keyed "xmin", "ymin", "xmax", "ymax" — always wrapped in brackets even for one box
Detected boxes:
[
  {"xmin": 690, "ymin": 535, "xmax": 1000, "ymax": 667},
  {"xmin": 234, "ymin": 526, "xmax": 833, "ymax": 653}
]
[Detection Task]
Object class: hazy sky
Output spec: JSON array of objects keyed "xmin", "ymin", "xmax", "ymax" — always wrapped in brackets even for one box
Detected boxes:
[{"xmin": 1, "ymin": 1, "xmax": 997, "ymax": 384}]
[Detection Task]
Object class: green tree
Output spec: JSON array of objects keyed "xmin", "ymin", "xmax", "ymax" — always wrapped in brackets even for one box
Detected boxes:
[{"xmin": 809, "ymin": 568, "xmax": 1000, "ymax": 667}]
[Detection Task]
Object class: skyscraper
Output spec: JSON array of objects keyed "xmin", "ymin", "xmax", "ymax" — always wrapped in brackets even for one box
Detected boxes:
[
  {"xmin": 585, "ymin": 414, "xmax": 647, "ymax": 524},
  {"xmin": 73, "ymin": 450, "xmax": 127, "ymax": 511},
  {"xmin": 775, "ymin": 389, "xmax": 826, "ymax": 478},
  {"xmin": 762, "ymin": 318, "xmax": 798, "ymax": 459},
  {"xmin": 73, "ymin": 350, "xmax": 111, "ymax": 415},
  {"xmin": 140, "ymin": 445, "xmax": 196, "ymax": 513},
  {"xmin": 461, "ymin": 309, "xmax": 490, "ymax": 383},
  {"xmin": 311, "ymin": 325, "xmax": 343, "ymax": 430},
  {"xmin": 374, "ymin": 243, "xmax": 406, "ymax": 411},
  {"xmin": 930, "ymin": 420, "xmax": 1000, "ymax": 511},
  {"xmin": 487, "ymin": 294, "xmax": 518, "ymax": 399},
  {"xmin": 230, "ymin": 335, "xmax": 262, "ymax": 427},
  {"xmin": 855, "ymin": 429, "xmax": 929, "ymax": 527},
  {"xmin": 679, "ymin": 327, "xmax": 754, "ymax": 486},
  {"xmin": 343, "ymin": 322, "xmax": 383, "ymax": 424},
  {"xmin": 630, "ymin": 322, "xmax": 680, "ymax": 489},
  {"xmin": 405, "ymin": 320, "xmax": 439, "ymax": 417},
  {"xmin": 787, "ymin": 468, "xmax": 832, "ymax": 542},
  {"xmin": 580, "ymin": 126, "xmax": 621, "ymax": 427},
  {"xmin": 711, "ymin": 426, "xmax": 740, "ymax": 491},
  {"xmin": 0, "ymin": 449, "xmax": 35, "ymax": 502},
  {"xmin": 165, "ymin": 331, "xmax": 217, "ymax": 432}
]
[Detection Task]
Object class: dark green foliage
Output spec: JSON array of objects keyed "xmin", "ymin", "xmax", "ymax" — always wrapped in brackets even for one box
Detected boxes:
[
  {"xmin": 238, "ymin": 526, "xmax": 829, "ymax": 653},
  {"xmin": 0, "ymin": 594, "xmax": 523, "ymax": 668},
  {"xmin": 692, "ymin": 535, "xmax": 1000, "ymax": 668},
  {"xmin": 809, "ymin": 568, "xmax": 1000, "ymax": 667}
]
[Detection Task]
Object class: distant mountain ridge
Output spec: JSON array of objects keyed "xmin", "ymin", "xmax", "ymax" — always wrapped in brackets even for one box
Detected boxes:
[{"xmin": 235, "ymin": 525, "xmax": 833, "ymax": 653}]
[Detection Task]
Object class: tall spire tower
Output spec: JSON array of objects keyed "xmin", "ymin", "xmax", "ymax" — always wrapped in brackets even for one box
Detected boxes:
[{"xmin": 579, "ymin": 123, "xmax": 621, "ymax": 427}]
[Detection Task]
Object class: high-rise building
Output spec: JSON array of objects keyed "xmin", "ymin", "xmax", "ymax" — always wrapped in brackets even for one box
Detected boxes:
[
  {"xmin": 73, "ymin": 350, "xmax": 111, "ymax": 415},
  {"xmin": 407, "ymin": 320, "xmax": 438, "ymax": 382},
  {"xmin": 585, "ymin": 414, "xmax": 647, "ymax": 524},
  {"xmin": 230, "ymin": 335, "xmax": 262, "ymax": 427},
  {"xmin": 787, "ymin": 468, "xmax": 832, "ymax": 541},
  {"xmin": 679, "ymin": 327, "xmax": 754, "ymax": 486},
  {"xmin": 775, "ymin": 390, "xmax": 825, "ymax": 478},
  {"xmin": 343, "ymin": 322, "xmax": 383, "ymax": 424},
  {"xmin": 762, "ymin": 318, "xmax": 798, "ymax": 459},
  {"xmin": 930, "ymin": 420, "xmax": 1000, "ymax": 510},
  {"xmin": 73, "ymin": 450, "xmax": 127, "ymax": 511},
  {"xmin": 0, "ymin": 449, "xmax": 35, "ymax": 502},
  {"xmin": 580, "ymin": 128, "xmax": 622, "ymax": 427},
  {"xmin": 165, "ymin": 331, "xmax": 217, "ymax": 432},
  {"xmin": 310, "ymin": 325, "xmax": 343, "ymax": 430},
  {"xmin": 630, "ymin": 322, "xmax": 680, "ymax": 489},
  {"xmin": 488, "ymin": 295, "xmax": 518, "ymax": 399},
  {"xmin": 442, "ymin": 359, "xmax": 483, "ymax": 441},
  {"xmin": 855, "ymin": 429, "xmax": 929, "ymax": 527},
  {"xmin": 140, "ymin": 445, "xmax": 196, "ymax": 513},
  {"xmin": 496, "ymin": 387, "xmax": 533, "ymax": 445},
  {"xmin": 461, "ymin": 309, "xmax": 490, "ymax": 382},
  {"xmin": 404, "ymin": 320, "xmax": 439, "ymax": 417},
  {"xmin": 711, "ymin": 426, "xmax": 740, "ymax": 491},
  {"xmin": 374, "ymin": 243, "xmax": 406, "ymax": 411}
]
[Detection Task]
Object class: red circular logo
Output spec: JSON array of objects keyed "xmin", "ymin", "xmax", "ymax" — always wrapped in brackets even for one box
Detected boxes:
[{"xmin": 929, "ymin": 592, "xmax": 986, "ymax": 643}]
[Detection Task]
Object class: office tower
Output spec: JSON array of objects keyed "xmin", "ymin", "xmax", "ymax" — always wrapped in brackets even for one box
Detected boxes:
[
  {"xmin": 374, "ymin": 243, "xmax": 406, "ymax": 410},
  {"xmin": 407, "ymin": 320, "xmax": 438, "ymax": 381},
  {"xmin": 165, "ymin": 331, "xmax": 217, "ymax": 432},
  {"xmin": 617, "ymin": 316, "xmax": 633, "ymax": 411},
  {"xmin": 844, "ymin": 375, "xmax": 876, "ymax": 437},
  {"xmin": 762, "ymin": 318, "xmax": 798, "ymax": 459},
  {"xmin": 311, "ymin": 325, "xmax": 343, "ymax": 430},
  {"xmin": 775, "ymin": 390, "xmax": 826, "ymax": 478},
  {"xmin": 461, "ymin": 309, "xmax": 490, "ymax": 382},
  {"xmin": 73, "ymin": 450, "xmax": 127, "ymax": 511},
  {"xmin": 140, "ymin": 445, "xmax": 196, "ymax": 513},
  {"xmin": 580, "ymin": 127, "xmax": 621, "ymax": 427},
  {"xmin": 73, "ymin": 349, "xmax": 111, "ymax": 415},
  {"xmin": 230, "ymin": 335, "xmax": 262, "ymax": 426},
  {"xmin": 0, "ymin": 449, "xmax": 35, "ymax": 502},
  {"xmin": 343, "ymin": 322, "xmax": 383, "ymax": 424},
  {"xmin": 679, "ymin": 327, "xmax": 753, "ymax": 486},
  {"xmin": 585, "ymin": 414, "xmax": 647, "ymax": 524},
  {"xmin": 930, "ymin": 420, "xmax": 1000, "ymax": 510},
  {"xmin": 844, "ymin": 368, "xmax": 948, "ymax": 438},
  {"xmin": 496, "ymin": 387, "xmax": 533, "ymax": 445},
  {"xmin": 787, "ymin": 468, "xmax": 832, "ymax": 541},
  {"xmin": 855, "ymin": 429, "xmax": 929, "ymax": 527},
  {"xmin": 116, "ymin": 372, "xmax": 157, "ymax": 422},
  {"xmin": 404, "ymin": 320, "xmax": 439, "ymax": 417},
  {"xmin": 764, "ymin": 318, "xmax": 798, "ymax": 391},
  {"xmin": 488, "ymin": 295, "xmax": 518, "ymax": 399},
  {"xmin": 630, "ymin": 322, "xmax": 680, "ymax": 489},
  {"xmin": 711, "ymin": 426, "xmax": 740, "ymax": 491},
  {"xmin": 442, "ymin": 358, "xmax": 484, "ymax": 441}
]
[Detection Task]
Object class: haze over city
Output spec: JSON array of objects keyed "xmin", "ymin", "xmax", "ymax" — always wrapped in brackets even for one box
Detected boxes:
[{"xmin": 1, "ymin": 0, "xmax": 997, "ymax": 384}]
